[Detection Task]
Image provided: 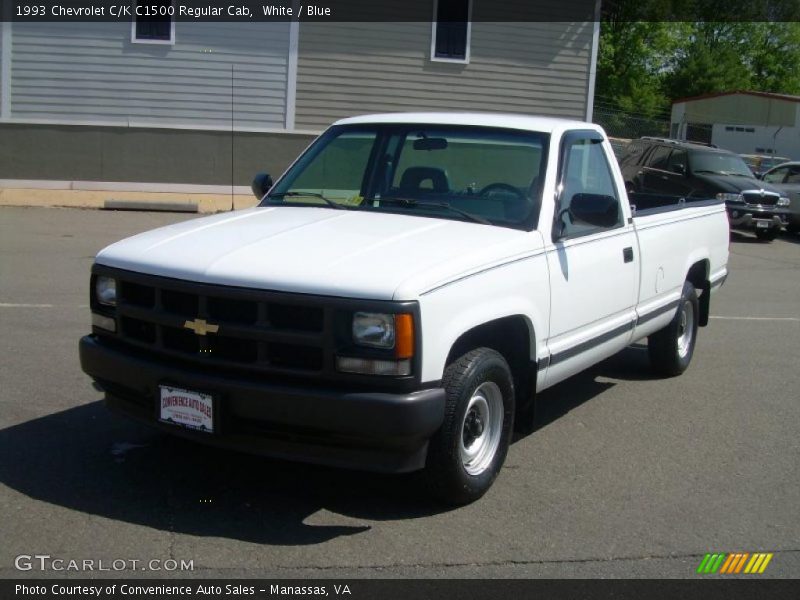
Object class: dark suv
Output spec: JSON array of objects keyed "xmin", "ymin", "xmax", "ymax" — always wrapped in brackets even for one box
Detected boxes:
[{"xmin": 619, "ymin": 138, "xmax": 791, "ymax": 241}]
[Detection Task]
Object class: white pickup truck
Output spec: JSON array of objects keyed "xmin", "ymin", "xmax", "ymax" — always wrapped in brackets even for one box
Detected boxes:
[{"xmin": 80, "ymin": 113, "xmax": 729, "ymax": 504}]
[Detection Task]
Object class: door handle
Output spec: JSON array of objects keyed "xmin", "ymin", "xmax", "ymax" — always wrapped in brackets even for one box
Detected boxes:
[{"xmin": 623, "ymin": 247, "xmax": 634, "ymax": 263}]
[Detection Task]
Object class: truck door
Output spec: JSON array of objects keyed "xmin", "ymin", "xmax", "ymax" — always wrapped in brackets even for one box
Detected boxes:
[{"xmin": 542, "ymin": 131, "xmax": 639, "ymax": 388}]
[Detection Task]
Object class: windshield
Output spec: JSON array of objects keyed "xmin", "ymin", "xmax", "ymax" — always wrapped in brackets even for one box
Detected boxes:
[
  {"xmin": 263, "ymin": 124, "xmax": 550, "ymax": 229},
  {"xmin": 689, "ymin": 152, "xmax": 753, "ymax": 177}
]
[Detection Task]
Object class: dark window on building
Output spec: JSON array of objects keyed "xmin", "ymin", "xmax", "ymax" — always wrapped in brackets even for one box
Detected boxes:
[
  {"xmin": 745, "ymin": 128, "xmax": 755, "ymax": 133},
  {"xmin": 686, "ymin": 123, "xmax": 712, "ymax": 145},
  {"xmin": 133, "ymin": 1, "xmax": 174, "ymax": 43},
  {"xmin": 433, "ymin": 0, "xmax": 470, "ymax": 61},
  {"xmin": 725, "ymin": 126, "xmax": 734, "ymax": 131}
]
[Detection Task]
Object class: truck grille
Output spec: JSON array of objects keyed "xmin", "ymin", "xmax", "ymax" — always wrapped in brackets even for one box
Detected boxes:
[
  {"xmin": 742, "ymin": 191, "xmax": 780, "ymax": 206},
  {"xmin": 110, "ymin": 275, "xmax": 327, "ymax": 376}
]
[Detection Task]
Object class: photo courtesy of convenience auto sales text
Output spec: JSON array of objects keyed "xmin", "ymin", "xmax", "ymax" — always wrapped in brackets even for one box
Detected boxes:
[
  {"xmin": 14, "ymin": 584, "xmax": 351, "ymax": 596},
  {"xmin": 80, "ymin": 112, "xmax": 729, "ymax": 505}
]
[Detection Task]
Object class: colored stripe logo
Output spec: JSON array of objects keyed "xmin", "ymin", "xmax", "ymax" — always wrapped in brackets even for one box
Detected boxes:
[{"xmin": 697, "ymin": 552, "xmax": 773, "ymax": 574}]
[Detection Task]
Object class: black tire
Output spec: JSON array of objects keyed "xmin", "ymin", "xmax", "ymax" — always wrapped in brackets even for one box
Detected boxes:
[
  {"xmin": 648, "ymin": 281, "xmax": 699, "ymax": 377},
  {"xmin": 423, "ymin": 348, "xmax": 514, "ymax": 505},
  {"xmin": 786, "ymin": 223, "xmax": 799, "ymax": 235},
  {"xmin": 755, "ymin": 228, "xmax": 778, "ymax": 242}
]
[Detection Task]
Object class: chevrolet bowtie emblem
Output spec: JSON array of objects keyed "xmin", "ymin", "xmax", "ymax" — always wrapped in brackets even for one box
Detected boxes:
[{"xmin": 183, "ymin": 318, "xmax": 219, "ymax": 336}]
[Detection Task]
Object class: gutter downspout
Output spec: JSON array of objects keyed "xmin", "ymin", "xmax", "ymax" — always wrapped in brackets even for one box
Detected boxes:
[{"xmin": 584, "ymin": 0, "xmax": 601, "ymax": 122}]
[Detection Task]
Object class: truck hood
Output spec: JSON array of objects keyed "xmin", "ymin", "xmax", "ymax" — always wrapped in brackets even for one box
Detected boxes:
[
  {"xmin": 693, "ymin": 173, "xmax": 782, "ymax": 194},
  {"xmin": 96, "ymin": 207, "xmax": 538, "ymax": 300}
]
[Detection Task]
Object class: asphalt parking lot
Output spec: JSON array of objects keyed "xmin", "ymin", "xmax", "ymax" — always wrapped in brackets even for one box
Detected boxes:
[{"xmin": 1, "ymin": 206, "xmax": 798, "ymax": 579}]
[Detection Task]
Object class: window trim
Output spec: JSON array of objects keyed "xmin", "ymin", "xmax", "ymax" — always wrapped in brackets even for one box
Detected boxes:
[
  {"xmin": 131, "ymin": 0, "xmax": 176, "ymax": 46},
  {"xmin": 430, "ymin": 0, "xmax": 472, "ymax": 64},
  {"xmin": 553, "ymin": 129, "xmax": 625, "ymax": 243}
]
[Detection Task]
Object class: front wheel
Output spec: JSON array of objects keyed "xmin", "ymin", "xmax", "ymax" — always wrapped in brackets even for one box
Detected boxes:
[
  {"xmin": 423, "ymin": 348, "xmax": 514, "ymax": 505},
  {"xmin": 648, "ymin": 281, "xmax": 699, "ymax": 377}
]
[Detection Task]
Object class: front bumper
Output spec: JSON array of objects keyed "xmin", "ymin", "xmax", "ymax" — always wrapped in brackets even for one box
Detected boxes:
[
  {"xmin": 79, "ymin": 335, "xmax": 445, "ymax": 473},
  {"xmin": 726, "ymin": 204, "xmax": 789, "ymax": 229}
]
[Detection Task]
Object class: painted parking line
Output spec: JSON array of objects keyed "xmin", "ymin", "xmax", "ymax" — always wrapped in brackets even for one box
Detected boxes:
[
  {"xmin": 0, "ymin": 303, "xmax": 89, "ymax": 308},
  {"xmin": 710, "ymin": 316, "xmax": 800, "ymax": 322},
  {"xmin": 0, "ymin": 303, "xmax": 55, "ymax": 308}
]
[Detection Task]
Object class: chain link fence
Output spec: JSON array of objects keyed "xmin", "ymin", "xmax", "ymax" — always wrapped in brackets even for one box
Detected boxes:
[{"xmin": 592, "ymin": 107, "xmax": 671, "ymax": 141}]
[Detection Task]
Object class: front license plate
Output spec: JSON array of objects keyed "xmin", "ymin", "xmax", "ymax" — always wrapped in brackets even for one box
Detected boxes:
[
  {"xmin": 159, "ymin": 385, "xmax": 214, "ymax": 433},
  {"xmin": 756, "ymin": 220, "xmax": 770, "ymax": 229}
]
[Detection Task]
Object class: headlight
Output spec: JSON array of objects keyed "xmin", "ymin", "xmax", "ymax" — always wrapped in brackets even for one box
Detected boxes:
[
  {"xmin": 352, "ymin": 312, "xmax": 395, "ymax": 348},
  {"xmin": 95, "ymin": 276, "xmax": 117, "ymax": 306},
  {"xmin": 716, "ymin": 193, "xmax": 743, "ymax": 202},
  {"xmin": 778, "ymin": 196, "xmax": 791, "ymax": 207}
]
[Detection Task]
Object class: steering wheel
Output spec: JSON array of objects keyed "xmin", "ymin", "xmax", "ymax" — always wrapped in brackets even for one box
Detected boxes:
[{"xmin": 478, "ymin": 182, "xmax": 526, "ymax": 200}]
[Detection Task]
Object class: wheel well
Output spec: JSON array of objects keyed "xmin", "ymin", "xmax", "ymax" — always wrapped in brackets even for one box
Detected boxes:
[
  {"xmin": 446, "ymin": 316, "xmax": 535, "ymax": 422},
  {"xmin": 687, "ymin": 260, "xmax": 710, "ymax": 326}
]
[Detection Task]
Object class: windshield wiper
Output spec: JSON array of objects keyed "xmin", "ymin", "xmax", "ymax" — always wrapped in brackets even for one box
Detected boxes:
[
  {"xmin": 266, "ymin": 191, "xmax": 346, "ymax": 210},
  {"xmin": 374, "ymin": 197, "xmax": 491, "ymax": 225}
]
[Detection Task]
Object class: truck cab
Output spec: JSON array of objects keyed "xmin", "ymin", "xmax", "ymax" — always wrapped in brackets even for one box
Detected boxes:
[{"xmin": 81, "ymin": 113, "xmax": 729, "ymax": 504}]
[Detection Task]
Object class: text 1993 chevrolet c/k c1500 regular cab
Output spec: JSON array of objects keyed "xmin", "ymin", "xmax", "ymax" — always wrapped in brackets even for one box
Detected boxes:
[{"xmin": 80, "ymin": 113, "xmax": 729, "ymax": 504}]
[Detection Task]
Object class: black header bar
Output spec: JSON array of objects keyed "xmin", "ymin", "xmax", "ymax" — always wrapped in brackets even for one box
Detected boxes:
[
  {"xmin": 1, "ymin": 0, "xmax": 598, "ymax": 22},
  {"xmin": 2, "ymin": 0, "xmax": 799, "ymax": 23},
  {"xmin": 4, "ymin": 579, "xmax": 800, "ymax": 600}
]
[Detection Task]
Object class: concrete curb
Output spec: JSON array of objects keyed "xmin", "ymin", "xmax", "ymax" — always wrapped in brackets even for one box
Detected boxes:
[{"xmin": 0, "ymin": 187, "xmax": 258, "ymax": 213}]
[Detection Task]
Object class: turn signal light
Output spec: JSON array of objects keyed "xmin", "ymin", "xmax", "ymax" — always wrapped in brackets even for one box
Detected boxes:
[{"xmin": 395, "ymin": 313, "xmax": 414, "ymax": 359}]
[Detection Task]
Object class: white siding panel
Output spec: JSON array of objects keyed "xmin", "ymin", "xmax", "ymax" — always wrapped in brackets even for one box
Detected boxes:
[
  {"xmin": 296, "ymin": 21, "xmax": 594, "ymax": 129},
  {"xmin": 10, "ymin": 22, "xmax": 291, "ymax": 128},
  {"xmin": 0, "ymin": 23, "xmax": 4, "ymax": 116}
]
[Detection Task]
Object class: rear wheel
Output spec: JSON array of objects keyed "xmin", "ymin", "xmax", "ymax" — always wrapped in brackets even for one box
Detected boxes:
[
  {"xmin": 424, "ymin": 348, "xmax": 514, "ymax": 505},
  {"xmin": 649, "ymin": 281, "xmax": 699, "ymax": 377},
  {"xmin": 755, "ymin": 228, "xmax": 778, "ymax": 242}
]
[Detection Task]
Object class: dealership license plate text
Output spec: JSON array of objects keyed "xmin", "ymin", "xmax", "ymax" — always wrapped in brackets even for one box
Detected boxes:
[{"xmin": 159, "ymin": 385, "xmax": 213, "ymax": 433}]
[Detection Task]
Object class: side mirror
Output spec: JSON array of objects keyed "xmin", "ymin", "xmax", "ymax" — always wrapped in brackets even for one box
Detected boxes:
[
  {"xmin": 569, "ymin": 193, "xmax": 620, "ymax": 228},
  {"xmin": 251, "ymin": 173, "xmax": 273, "ymax": 200},
  {"xmin": 672, "ymin": 163, "xmax": 686, "ymax": 175}
]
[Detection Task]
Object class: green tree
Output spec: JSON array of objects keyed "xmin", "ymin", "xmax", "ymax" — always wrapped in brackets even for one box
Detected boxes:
[
  {"xmin": 596, "ymin": 0, "xmax": 800, "ymax": 124},
  {"xmin": 746, "ymin": 22, "xmax": 800, "ymax": 94},
  {"xmin": 662, "ymin": 22, "xmax": 753, "ymax": 100},
  {"xmin": 596, "ymin": 2, "xmax": 677, "ymax": 118}
]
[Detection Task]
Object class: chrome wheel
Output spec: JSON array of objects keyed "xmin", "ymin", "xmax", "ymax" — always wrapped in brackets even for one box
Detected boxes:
[
  {"xmin": 676, "ymin": 300, "xmax": 695, "ymax": 358},
  {"xmin": 459, "ymin": 381, "xmax": 504, "ymax": 476}
]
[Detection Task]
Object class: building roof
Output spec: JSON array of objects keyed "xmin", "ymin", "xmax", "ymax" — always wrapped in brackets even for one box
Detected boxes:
[{"xmin": 672, "ymin": 90, "xmax": 800, "ymax": 106}]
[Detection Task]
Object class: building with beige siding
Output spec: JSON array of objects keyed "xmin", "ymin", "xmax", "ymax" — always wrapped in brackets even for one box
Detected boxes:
[
  {"xmin": 0, "ymin": 1, "xmax": 600, "ymax": 201},
  {"xmin": 670, "ymin": 91, "xmax": 800, "ymax": 160}
]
